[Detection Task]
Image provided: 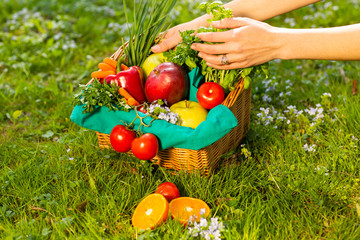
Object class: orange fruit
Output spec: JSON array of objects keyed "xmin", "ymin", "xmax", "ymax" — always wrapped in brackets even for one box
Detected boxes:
[
  {"xmin": 132, "ymin": 193, "xmax": 169, "ymax": 230},
  {"xmin": 169, "ymin": 197, "xmax": 211, "ymax": 225}
]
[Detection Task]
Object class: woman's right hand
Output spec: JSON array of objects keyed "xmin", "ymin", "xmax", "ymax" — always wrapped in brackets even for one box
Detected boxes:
[{"xmin": 151, "ymin": 16, "xmax": 211, "ymax": 53}]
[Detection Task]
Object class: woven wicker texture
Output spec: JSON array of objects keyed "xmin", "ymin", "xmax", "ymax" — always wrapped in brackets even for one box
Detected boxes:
[{"xmin": 94, "ymin": 45, "xmax": 251, "ymax": 174}]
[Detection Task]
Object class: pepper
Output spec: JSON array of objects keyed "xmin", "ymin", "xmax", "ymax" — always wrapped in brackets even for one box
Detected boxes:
[{"xmin": 105, "ymin": 66, "xmax": 146, "ymax": 103}]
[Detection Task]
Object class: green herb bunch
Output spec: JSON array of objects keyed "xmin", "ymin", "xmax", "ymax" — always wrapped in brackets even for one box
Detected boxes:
[
  {"xmin": 123, "ymin": 0, "xmax": 177, "ymax": 67},
  {"xmin": 73, "ymin": 79, "xmax": 131, "ymax": 114},
  {"xmin": 163, "ymin": 30, "xmax": 202, "ymax": 71}
]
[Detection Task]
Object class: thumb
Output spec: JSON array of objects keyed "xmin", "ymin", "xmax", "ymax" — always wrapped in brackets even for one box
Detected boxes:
[
  {"xmin": 151, "ymin": 37, "xmax": 179, "ymax": 53},
  {"xmin": 211, "ymin": 17, "xmax": 252, "ymax": 29}
]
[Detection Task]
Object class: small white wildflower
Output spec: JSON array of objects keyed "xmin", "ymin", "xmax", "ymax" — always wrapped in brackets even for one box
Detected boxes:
[
  {"xmin": 262, "ymin": 94, "xmax": 272, "ymax": 102},
  {"xmin": 199, "ymin": 218, "xmax": 208, "ymax": 228},
  {"xmin": 351, "ymin": 135, "xmax": 359, "ymax": 141},
  {"xmin": 303, "ymin": 144, "xmax": 316, "ymax": 152},
  {"xmin": 69, "ymin": 157, "xmax": 74, "ymax": 161},
  {"xmin": 54, "ymin": 32, "xmax": 62, "ymax": 40},
  {"xmin": 67, "ymin": 148, "xmax": 71, "ymax": 152},
  {"xmin": 323, "ymin": 92, "xmax": 332, "ymax": 97},
  {"xmin": 200, "ymin": 208, "xmax": 206, "ymax": 215},
  {"xmin": 306, "ymin": 108, "xmax": 317, "ymax": 116}
]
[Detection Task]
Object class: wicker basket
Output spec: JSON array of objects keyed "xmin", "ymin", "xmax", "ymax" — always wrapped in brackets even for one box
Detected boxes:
[{"xmin": 92, "ymin": 45, "xmax": 251, "ymax": 174}]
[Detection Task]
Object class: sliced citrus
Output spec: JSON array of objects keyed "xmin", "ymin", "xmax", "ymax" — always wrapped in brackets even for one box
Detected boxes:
[
  {"xmin": 170, "ymin": 197, "xmax": 211, "ymax": 225},
  {"xmin": 132, "ymin": 193, "xmax": 169, "ymax": 231}
]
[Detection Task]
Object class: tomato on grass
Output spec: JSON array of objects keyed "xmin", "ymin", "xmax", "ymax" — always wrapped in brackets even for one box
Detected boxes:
[
  {"xmin": 155, "ymin": 182, "xmax": 180, "ymax": 202},
  {"xmin": 110, "ymin": 125, "xmax": 136, "ymax": 153},
  {"xmin": 131, "ymin": 133, "xmax": 159, "ymax": 160}
]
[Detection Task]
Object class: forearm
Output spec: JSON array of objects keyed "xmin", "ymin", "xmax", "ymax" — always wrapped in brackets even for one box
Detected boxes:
[
  {"xmin": 225, "ymin": 0, "xmax": 322, "ymax": 21},
  {"xmin": 276, "ymin": 24, "xmax": 360, "ymax": 60},
  {"xmin": 191, "ymin": 0, "xmax": 321, "ymax": 29}
]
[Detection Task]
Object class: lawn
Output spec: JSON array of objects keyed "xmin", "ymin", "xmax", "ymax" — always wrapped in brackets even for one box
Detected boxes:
[{"xmin": 1, "ymin": 0, "xmax": 360, "ymax": 239}]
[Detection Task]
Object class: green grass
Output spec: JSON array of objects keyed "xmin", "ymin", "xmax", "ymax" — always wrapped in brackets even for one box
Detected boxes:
[{"xmin": 1, "ymin": 0, "xmax": 360, "ymax": 239}]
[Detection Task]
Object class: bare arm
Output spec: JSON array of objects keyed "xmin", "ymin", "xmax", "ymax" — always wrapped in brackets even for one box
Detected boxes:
[
  {"xmin": 225, "ymin": 0, "xmax": 321, "ymax": 21},
  {"xmin": 152, "ymin": 0, "xmax": 321, "ymax": 52},
  {"xmin": 192, "ymin": 19, "xmax": 360, "ymax": 70},
  {"xmin": 278, "ymin": 24, "xmax": 360, "ymax": 61}
]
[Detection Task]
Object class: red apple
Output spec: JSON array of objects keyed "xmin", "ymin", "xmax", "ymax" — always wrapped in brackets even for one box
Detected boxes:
[{"xmin": 145, "ymin": 62, "xmax": 189, "ymax": 106}]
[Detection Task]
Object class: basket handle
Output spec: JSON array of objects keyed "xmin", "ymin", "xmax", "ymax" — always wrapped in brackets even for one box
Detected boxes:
[{"xmin": 222, "ymin": 78, "xmax": 245, "ymax": 108}]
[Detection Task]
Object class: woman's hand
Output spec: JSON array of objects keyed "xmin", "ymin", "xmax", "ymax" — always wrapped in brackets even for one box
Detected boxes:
[
  {"xmin": 191, "ymin": 17, "xmax": 281, "ymax": 69},
  {"xmin": 151, "ymin": 16, "xmax": 211, "ymax": 53}
]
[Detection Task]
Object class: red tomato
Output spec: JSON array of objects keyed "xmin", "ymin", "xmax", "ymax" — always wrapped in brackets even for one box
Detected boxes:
[
  {"xmin": 155, "ymin": 182, "xmax": 180, "ymax": 202},
  {"xmin": 131, "ymin": 133, "xmax": 159, "ymax": 160},
  {"xmin": 197, "ymin": 82, "xmax": 225, "ymax": 109},
  {"xmin": 110, "ymin": 125, "xmax": 136, "ymax": 153}
]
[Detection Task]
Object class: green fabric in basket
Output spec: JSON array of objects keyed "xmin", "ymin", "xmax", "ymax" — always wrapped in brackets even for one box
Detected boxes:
[{"xmin": 70, "ymin": 67, "xmax": 238, "ymax": 150}]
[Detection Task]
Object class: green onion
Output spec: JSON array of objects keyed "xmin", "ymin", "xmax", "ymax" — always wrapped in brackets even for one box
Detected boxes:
[{"xmin": 123, "ymin": 0, "xmax": 177, "ymax": 67}]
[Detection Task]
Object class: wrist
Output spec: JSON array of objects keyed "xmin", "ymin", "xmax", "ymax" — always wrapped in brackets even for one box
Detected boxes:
[{"xmin": 272, "ymin": 27, "xmax": 295, "ymax": 60}]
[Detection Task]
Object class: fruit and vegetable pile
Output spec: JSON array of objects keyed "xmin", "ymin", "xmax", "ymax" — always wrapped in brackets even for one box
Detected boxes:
[{"xmin": 72, "ymin": 1, "xmax": 268, "ymax": 161}]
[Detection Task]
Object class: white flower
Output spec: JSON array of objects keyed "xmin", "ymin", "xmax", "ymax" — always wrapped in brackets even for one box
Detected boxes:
[
  {"xmin": 306, "ymin": 108, "xmax": 317, "ymax": 116},
  {"xmin": 323, "ymin": 92, "xmax": 332, "ymax": 97},
  {"xmin": 199, "ymin": 218, "xmax": 208, "ymax": 228},
  {"xmin": 287, "ymin": 105, "xmax": 296, "ymax": 110},
  {"xmin": 303, "ymin": 144, "xmax": 316, "ymax": 152}
]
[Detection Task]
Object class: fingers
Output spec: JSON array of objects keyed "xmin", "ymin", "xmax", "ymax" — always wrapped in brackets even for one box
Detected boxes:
[
  {"xmin": 191, "ymin": 41, "xmax": 238, "ymax": 55},
  {"xmin": 211, "ymin": 17, "xmax": 252, "ymax": 29},
  {"xmin": 196, "ymin": 30, "xmax": 235, "ymax": 43},
  {"xmin": 151, "ymin": 36, "xmax": 180, "ymax": 53},
  {"xmin": 198, "ymin": 52, "xmax": 251, "ymax": 69},
  {"xmin": 206, "ymin": 61, "xmax": 252, "ymax": 70}
]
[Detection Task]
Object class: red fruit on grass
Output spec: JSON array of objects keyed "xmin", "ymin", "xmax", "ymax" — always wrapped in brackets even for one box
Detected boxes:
[
  {"xmin": 155, "ymin": 182, "xmax": 180, "ymax": 202},
  {"xmin": 110, "ymin": 125, "xmax": 137, "ymax": 153},
  {"xmin": 131, "ymin": 133, "xmax": 159, "ymax": 160},
  {"xmin": 145, "ymin": 62, "xmax": 189, "ymax": 106},
  {"xmin": 197, "ymin": 82, "xmax": 225, "ymax": 109}
]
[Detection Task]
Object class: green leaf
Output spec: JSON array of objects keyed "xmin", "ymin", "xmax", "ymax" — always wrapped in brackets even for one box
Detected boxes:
[
  {"xmin": 12, "ymin": 110, "xmax": 22, "ymax": 120},
  {"xmin": 42, "ymin": 130, "xmax": 54, "ymax": 138},
  {"xmin": 243, "ymin": 76, "xmax": 251, "ymax": 89}
]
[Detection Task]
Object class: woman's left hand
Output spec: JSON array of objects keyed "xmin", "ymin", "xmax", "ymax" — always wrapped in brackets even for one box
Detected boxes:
[{"xmin": 191, "ymin": 17, "xmax": 281, "ymax": 69}]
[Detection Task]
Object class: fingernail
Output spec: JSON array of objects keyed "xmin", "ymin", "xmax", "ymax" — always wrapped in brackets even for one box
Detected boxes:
[
  {"xmin": 191, "ymin": 44, "xmax": 196, "ymax": 50},
  {"xmin": 198, "ymin": 52, "xmax": 202, "ymax": 57},
  {"xmin": 151, "ymin": 45, "xmax": 160, "ymax": 52}
]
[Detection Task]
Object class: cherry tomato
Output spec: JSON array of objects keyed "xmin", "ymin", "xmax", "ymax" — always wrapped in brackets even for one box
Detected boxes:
[
  {"xmin": 110, "ymin": 125, "xmax": 136, "ymax": 153},
  {"xmin": 196, "ymin": 82, "xmax": 225, "ymax": 109},
  {"xmin": 155, "ymin": 182, "xmax": 180, "ymax": 202},
  {"xmin": 131, "ymin": 133, "xmax": 159, "ymax": 160}
]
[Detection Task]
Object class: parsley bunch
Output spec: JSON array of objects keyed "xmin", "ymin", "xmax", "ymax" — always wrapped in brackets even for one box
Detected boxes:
[
  {"xmin": 164, "ymin": 30, "xmax": 201, "ymax": 71},
  {"xmin": 73, "ymin": 79, "xmax": 131, "ymax": 114}
]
